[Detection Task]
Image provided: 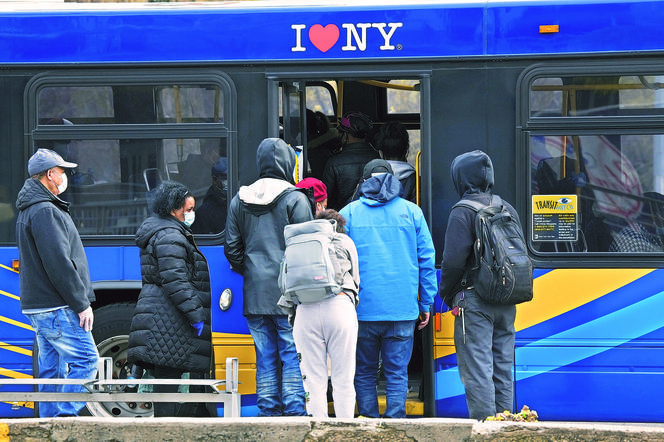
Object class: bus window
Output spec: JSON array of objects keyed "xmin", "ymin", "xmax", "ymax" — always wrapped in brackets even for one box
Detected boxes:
[
  {"xmin": 35, "ymin": 137, "xmax": 228, "ymax": 237},
  {"xmin": 38, "ymin": 84, "xmax": 225, "ymax": 125},
  {"xmin": 527, "ymin": 73, "xmax": 664, "ymax": 253}
]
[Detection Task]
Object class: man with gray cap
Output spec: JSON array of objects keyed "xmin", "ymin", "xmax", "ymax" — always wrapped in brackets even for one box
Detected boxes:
[{"xmin": 15, "ymin": 148, "xmax": 99, "ymax": 417}]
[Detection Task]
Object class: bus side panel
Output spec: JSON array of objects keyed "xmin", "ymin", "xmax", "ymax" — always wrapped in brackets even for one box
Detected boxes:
[
  {"xmin": 202, "ymin": 244, "xmax": 259, "ymax": 417},
  {"xmin": 434, "ymin": 268, "xmax": 664, "ymax": 421},
  {"xmin": 515, "ymin": 268, "xmax": 664, "ymax": 422},
  {"xmin": 0, "ymin": 250, "xmax": 36, "ymax": 417}
]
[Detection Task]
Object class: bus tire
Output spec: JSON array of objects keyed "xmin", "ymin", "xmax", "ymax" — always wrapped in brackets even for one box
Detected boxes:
[{"xmin": 86, "ymin": 302, "xmax": 153, "ymax": 418}]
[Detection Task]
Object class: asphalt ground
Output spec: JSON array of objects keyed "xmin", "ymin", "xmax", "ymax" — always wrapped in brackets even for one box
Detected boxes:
[{"xmin": 2, "ymin": 417, "xmax": 664, "ymax": 442}]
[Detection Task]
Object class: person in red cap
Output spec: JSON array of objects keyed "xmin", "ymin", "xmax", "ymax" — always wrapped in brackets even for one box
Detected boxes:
[{"xmin": 296, "ymin": 177, "xmax": 328, "ymax": 214}]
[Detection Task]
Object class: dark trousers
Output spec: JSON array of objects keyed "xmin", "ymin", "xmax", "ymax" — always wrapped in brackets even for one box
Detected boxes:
[
  {"xmin": 151, "ymin": 366, "xmax": 210, "ymax": 417},
  {"xmin": 453, "ymin": 289, "xmax": 516, "ymax": 420}
]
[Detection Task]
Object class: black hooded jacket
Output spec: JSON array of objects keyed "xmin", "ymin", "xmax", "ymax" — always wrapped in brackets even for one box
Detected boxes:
[
  {"xmin": 15, "ymin": 178, "xmax": 94, "ymax": 313},
  {"xmin": 438, "ymin": 150, "xmax": 521, "ymax": 307},
  {"xmin": 225, "ymin": 138, "xmax": 314, "ymax": 315},
  {"xmin": 128, "ymin": 215, "xmax": 211, "ymax": 373}
]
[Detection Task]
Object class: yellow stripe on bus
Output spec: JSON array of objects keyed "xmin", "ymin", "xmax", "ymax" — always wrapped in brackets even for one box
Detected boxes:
[
  {"xmin": 0, "ymin": 342, "xmax": 32, "ymax": 357},
  {"xmin": 515, "ymin": 268, "xmax": 654, "ymax": 331},
  {"xmin": 435, "ymin": 268, "xmax": 655, "ymax": 360},
  {"xmin": 0, "ymin": 316, "xmax": 32, "ymax": 331},
  {"xmin": 0, "ymin": 289, "xmax": 19, "ymax": 301},
  {"xmin": 0, "ymin": 263, "xmax": 18, "ymax": 274}
]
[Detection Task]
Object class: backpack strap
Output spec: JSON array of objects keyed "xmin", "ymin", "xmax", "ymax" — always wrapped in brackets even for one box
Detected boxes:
[{"xmin": 452, "ymin": 195, "xmax": 499, "ymax": 287}]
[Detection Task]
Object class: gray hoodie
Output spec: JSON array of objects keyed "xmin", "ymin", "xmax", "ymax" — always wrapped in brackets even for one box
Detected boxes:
[
  {"xmin": 15, "ymin": 178, "xmax": 94, "ymax": 313},
  {"xmin": 225, "ymin": 138, "xmax": 314, "ymax": 315}
]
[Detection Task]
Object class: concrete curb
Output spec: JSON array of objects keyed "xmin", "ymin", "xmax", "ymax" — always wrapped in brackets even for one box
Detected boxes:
[{"xmin": 1, "ymin": 417, "xmax": 664, "ymax": 441}]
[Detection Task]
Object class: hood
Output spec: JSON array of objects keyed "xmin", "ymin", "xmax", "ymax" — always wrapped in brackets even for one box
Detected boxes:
[
  {"xmin": 450, "ymin": 150, "xmax": 494, "ymax": 198},
  {"xmin": 135, "ymin": 215, "xmax": 187, "ymax": 249},
  {"xmin": 256, "ymin": 138, "xmax": 296, "ymax": 182},
  {"xmin": 358, "ymin": 173, "xmax": 403, "ymax": 204},
  {"xmin": 16, "ymin": 178, "xmax": 69, "ymax": 212},
  {"xmin": 387, "ymin": 160, "xmax": 415, "ymax": 180}
]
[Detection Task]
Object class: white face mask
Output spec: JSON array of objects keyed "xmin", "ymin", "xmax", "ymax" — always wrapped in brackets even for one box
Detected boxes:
[
  {"xmin": 183, "ymin": 211, "xmax": 196, "ymax": 227},
  {"xmin": 50, "ymin": 170, "xmax": 68, "ymax": 194}
]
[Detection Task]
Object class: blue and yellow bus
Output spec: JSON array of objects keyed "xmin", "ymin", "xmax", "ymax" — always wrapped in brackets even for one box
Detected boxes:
[{"xmin": 1, "ymin": 0, "xmax": 664, "ymax": 421}]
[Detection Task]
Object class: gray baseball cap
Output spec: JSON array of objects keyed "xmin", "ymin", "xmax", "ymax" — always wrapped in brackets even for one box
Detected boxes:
[{"xmin": 28, "ymin": 148, "xmax": 77, "ymax": 176}]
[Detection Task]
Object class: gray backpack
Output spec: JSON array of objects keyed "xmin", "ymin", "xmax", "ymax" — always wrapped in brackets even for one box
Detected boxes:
[{"xmin": 279, "ymin": 219, "xmax": 343, "ymax": 304}]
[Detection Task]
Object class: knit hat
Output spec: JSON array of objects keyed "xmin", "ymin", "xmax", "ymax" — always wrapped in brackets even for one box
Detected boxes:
[{"xmin": 296, "ymin": 177, "xmax": 327, "ymax": 202}]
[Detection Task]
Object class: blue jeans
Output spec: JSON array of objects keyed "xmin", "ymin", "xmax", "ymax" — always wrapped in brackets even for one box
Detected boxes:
[
  {"xmin": 246, "ymin": 314, "xmax": 306, "ymax": 416},
  {"xmin": 25, "ymin": 307, "xmax": 99, "ymax": 417},
  {"xmin": 355, "ymin": 320, "xmax": 415, "ymax": 418}
]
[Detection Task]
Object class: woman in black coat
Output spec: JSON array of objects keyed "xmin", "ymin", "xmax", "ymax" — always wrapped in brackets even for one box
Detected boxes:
[{"xmin": 128, "ymin": 181, "xmax": 212, "ymax": 417}]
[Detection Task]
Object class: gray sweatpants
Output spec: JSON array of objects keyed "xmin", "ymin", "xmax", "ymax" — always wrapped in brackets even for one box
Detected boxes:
[
  {"xmin": 293, "ymin": 294, "xmax": 358, "ymax": 418},
  {"xmin": 453, "ymin": 289, "xmax": 516, "ymax": 420}
]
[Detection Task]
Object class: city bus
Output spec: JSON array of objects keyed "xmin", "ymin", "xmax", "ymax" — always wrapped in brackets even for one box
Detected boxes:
[{"xmin": 1, "ymin": 0, "xmax": 664, "ymax": 422}]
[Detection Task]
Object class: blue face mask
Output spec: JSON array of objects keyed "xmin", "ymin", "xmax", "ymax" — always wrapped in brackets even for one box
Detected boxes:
[{"xmin": 183, "ymin": 211, "xmax": 196, "ymax": 227}]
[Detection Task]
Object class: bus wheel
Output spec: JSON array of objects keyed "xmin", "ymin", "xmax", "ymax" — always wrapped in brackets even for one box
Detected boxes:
[{"xmin": 87, "ymin": 302, "xmax": 153, "ymax": 418}]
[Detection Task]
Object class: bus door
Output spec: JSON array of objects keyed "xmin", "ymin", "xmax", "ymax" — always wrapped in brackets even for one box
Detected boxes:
[{"xmin": 271, "ymin": 75, "xmax": 432, "ymax": 416}]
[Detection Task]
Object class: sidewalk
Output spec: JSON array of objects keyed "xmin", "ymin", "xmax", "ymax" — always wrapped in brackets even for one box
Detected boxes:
[{"xmin": 2, "ymin": 417, "xmax": 664, "ymax": 441}]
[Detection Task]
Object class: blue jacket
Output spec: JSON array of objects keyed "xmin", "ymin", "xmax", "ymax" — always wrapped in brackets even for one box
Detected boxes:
[{"xmin": 340, "ymin": 173, "xmax": 436, "ymax": 321}]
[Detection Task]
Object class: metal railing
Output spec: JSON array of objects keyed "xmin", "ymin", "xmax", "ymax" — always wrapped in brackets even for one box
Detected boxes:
[{"xmin": 0, "ymin": 357, "xmax": 241, "ymax": 417}]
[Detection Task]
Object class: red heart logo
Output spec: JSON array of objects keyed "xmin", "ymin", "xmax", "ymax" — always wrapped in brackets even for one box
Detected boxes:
[{"xmin": 308, "ymin": 24, "xmax": 339, "ymax": 53}]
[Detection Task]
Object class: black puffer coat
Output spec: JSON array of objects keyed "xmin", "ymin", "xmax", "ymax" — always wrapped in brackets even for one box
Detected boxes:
[{"xmin": 128, "ymin": 215, "xmax": 211, "ymax": 373}]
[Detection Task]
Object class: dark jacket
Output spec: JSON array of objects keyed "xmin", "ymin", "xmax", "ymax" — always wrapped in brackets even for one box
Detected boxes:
[
  {"xmin": 225, "ymin": 138, "xmax": 314, "ymax": 316},
  {"xmin": 388, "ymin": 160, "xmax": 417, "ymax": 203},
  {"xmin": 128, "ymin": 215, "xmax": 211, "ymax": 373},
  {"xmin": 15, "ymin": 178, "xmax": 94, "ymax": 313},
  {"xmin": 438, "ymin": 150, "xmax": 521, "ymax": 307},
  {"xmin": 322, "ymin": 141, "xmax": 380, "ymax": 210},
  {"xmin": 191, "ymin": 184, "xmax": 227, "ymax": 234}
]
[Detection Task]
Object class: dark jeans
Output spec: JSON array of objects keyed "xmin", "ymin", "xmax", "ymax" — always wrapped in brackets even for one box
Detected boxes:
[
  {"xmin": 355, "ymin": 320, "xmax": 415, "ymax": 418},
  {"xmin": 246, "ymin": 314, "xmax": 306, "ymax": 416}
]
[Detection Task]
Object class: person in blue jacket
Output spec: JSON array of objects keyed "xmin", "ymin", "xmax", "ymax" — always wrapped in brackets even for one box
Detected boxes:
[{"xmin": 339, "ymin": 159, "xmax": 437, "ymax": 418}]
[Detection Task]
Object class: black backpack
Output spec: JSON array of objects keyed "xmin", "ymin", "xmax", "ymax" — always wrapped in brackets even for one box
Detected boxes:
[{"xmin": 454, "ymin": 195, "xmax": 533, "ymax": 305}]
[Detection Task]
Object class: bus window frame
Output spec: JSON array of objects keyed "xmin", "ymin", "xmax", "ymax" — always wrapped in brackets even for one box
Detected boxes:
[
  {"xmin": 518, "ymin": 61, "xmax": 664, "ymax": 267},
  {"xmin": 265, "ymin": 69, "xmax": 432, "ymax": 220},
  {"xmin": 24, "ymin": 68, "xmax": 238, "ymax": 245}
]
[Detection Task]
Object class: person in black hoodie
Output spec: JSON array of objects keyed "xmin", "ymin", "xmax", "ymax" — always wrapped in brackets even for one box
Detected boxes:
[
  {"xmin": 225, "ymin": 138, "xmax": 314, "ymax": 416},
  {"xmin": 438, "ymin": 150, "xmax": 521, "ymax": 420},
  {"xmin": 128, "ymin": 181, "xmax": 211, "ymax": 417},
  {"xmin": 16, "ymin": 148, "xmax": 99, "ymax": 417}
]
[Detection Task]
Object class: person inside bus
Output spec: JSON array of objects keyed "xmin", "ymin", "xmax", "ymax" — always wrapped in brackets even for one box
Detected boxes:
[
  {"xmin": 305, "ymin": 109, "xmax": 341, "ymax": 180},
  {"xmin": 128, "ymin": 181, "xmax": 212, "ymax": 417},
  {"xmin": 373, "ymin": 121, "xmax": 417, "ymax": 203},
  {"xmin": 192, "ymin": 158, "xmax": 228, "ymax": 235},
  {"xmin": 339, "ymin": 165, "xmax": 436, "ymax": 418},
  {"xmin": 322, "ymin": 111, "xmax": 380, "ymax": 211},
  {"xmin": 179, "ymin": 140, "xmax": 222, "ymax": 199},
  {"xmin": 295, "ymin": 177, "xmax": 327, "ymax": 214},
  {"xmin": 438, "ymin": 150, "xmax": 521, "ymax": 420},
  {"xmin": 16, "ymin": 148, "xmax": 99, "ymax": 417},
  {"xmin": 225, "ymin": 138, "xmax": 313, "ymax": 417},
  {"xmin": 609, "ymin": 191, "xmax": 664, "ymax": 253}
]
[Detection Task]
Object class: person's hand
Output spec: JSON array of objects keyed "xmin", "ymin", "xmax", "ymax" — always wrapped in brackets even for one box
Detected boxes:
[
  {"xmin": 191, "ymin": 321, "xmax": 204, "ymax": 336},
  {"xmin": 417, "ymin": 312, "xmax": 430, "ymax": 330},
  {"xmin": 78, "ymin": 307, "xmax": 94, "ymax": 332}
]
